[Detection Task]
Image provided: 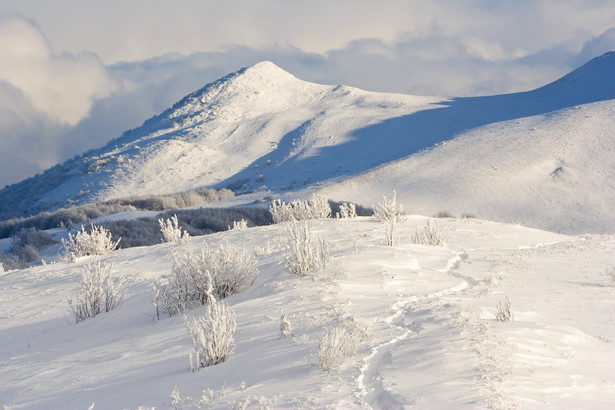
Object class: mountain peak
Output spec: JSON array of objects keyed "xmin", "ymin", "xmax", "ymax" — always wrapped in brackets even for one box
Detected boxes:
[
  {"xmin": 242, "ymin": 60, "xmax": 292, "ymax": 76},
  {"xmin": 164, "ymin": 61, "xmax": 328, "ymax": 124}
]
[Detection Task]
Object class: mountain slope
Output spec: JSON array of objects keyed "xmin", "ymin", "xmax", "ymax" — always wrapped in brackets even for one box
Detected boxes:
[
  {"xmin": 322, "ymin": 99, "xmax": 615, "ymax": 234},
  {"xmin": 0, "ymin": 54, "xmax": 614, "ymax": 233}
]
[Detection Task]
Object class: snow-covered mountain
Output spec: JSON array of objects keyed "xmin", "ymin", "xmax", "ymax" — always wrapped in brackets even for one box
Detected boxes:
[{"xmin": 1, "ymin": 53, "xmax": 614, "ymax": 233}]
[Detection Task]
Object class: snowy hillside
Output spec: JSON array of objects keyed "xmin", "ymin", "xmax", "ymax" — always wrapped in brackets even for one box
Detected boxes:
[
  {"xmin": 1, "ymin": 216, "xmax": 614, "ymax": 408},
  {"xmin": 0, "ymin": 53, "xmax": 614, "ymax": 234}
]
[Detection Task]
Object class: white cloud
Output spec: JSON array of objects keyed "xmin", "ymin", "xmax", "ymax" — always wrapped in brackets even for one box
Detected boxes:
[
  {"xmin": 0, "ymin": 15, "xmax": 116, "ymax": 125},
  {"xmin": 0, "ymin": 2, "xmax": 615, "ymax": 188}
]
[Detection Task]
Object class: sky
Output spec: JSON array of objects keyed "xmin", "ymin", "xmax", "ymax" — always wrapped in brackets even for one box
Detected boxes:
[{"xmin": 0, "ymin": 0, "xmax": 614, "ymax": 188}]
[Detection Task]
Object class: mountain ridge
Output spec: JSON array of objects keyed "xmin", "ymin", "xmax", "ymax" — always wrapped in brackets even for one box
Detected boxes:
[{"xmin": 1, "ymin": 53, "xmax": 614, "ymax": 233}]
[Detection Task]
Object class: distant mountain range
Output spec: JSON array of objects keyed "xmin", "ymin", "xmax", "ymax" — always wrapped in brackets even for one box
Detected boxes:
[{"xmin": 1, "ymin": 53, "xmax": 614, "ymax": 233}]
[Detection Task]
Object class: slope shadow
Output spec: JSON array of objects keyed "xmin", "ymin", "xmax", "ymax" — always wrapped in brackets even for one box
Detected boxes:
[{"xmin": 216, "ymin": 80, "xmax": 615, "ymax": 193}]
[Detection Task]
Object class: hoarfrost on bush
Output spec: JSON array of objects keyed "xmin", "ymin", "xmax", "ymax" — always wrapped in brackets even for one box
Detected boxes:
[
  {"xmin": 269, "ymin": 194, "xmax": 331, "ymax": 223},
  {"xmin": 337, "ymin": 202, "xmax": 357, "ymax": 219},
  {"xmin": 411, "ymin": 220, "xmax": 445, "ymax": 247},
  {"xmin": 154, "ymin": 243, "xmax": 257, "ymax": 318},
  {"xmin": 285, "ymin": 221, "xmax": 330, "ymax": 277},
  {"xmin": 158, "ymin": 214, "xmax": 190, "ymax": 244},
  {"xmin": 186, "ymin": 286, "xmax": 236, "ymax": 369},
  {"xmin": 229, "ymin": 219, "xmax": 248, "ymax": 231},
  {"xmin": 318, "ymin": 326, "xmax": 361, "ymax": 372},
  {"xmin": 61, "ymin": 224, "xmax": 121, "ymax": 261},
  {"xmin": 373, "ymin": 191, "xmax": 407, "ymax": 224},
  {"xmin": 69, "ymin": 260, "xmax": 124, "ymax": 323}
]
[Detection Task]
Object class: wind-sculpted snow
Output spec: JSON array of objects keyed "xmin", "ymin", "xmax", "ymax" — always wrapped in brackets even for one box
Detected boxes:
[
  {"xmin": 0, "ymin": 54, "xmax": 614, "ymax": 233},
  {"xmin": 1, "ymin": 217, "xmax": 613, "ymax": 408}
]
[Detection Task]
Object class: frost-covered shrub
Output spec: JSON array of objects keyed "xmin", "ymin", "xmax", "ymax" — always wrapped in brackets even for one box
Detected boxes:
[
  {"xmin": 373, "ymin": 191, "xmax": 407, "ymax": 224},
  {"xmin": 10, "ymin": 227, "xmax": 55, "ymax": 251},
  {"xmin": 229, "ymin": 219, "xmax": 248, "ymax": 231},
  {"xmin": 383, "ymin": 217, "xmax": 398, "ymax": 247},
  {"xmin": 0, "ymin": 187, "xmax": 234, "ymax": 240},
  {"xmin": 318, "ymin": 326, "xmax": 360, "ymax": 372},
  {"xmin": 8, "ymin": 227, "xmax": 56, "ymax": 263},
  {"xmin": 337, "ymin": 202, "xmax": 357, "ymax": 219},
  {"xmin": 154, "ymin": 243, "xmax": 257, "ymax": 318},
  {"xmin": 269, "ymin": 194, "xmax": 331, "ymax": 223},
  {"xmin": 328, "ymin": 200, "xmax": 373, "ymax": 218},
  {"xmin": 186, "ymin": 289, "xmax": 236, "ymax": 368},
  {"xmin": 434, "ymin": 210, "xmax": 455, "ymax": 218},
  {"xmin": 604, "ymin": 265, "xmax": 615, "ymax": 283},
  {"xmin": 495, "ymin": 296, "xmax": 514, "ymax": 322},
  {"xmin": 280, "ymin": 313, "xmax": 294, "ymax": 339},
  {"xmin": 0, "ymin": 251, "xmax": 25, "ymax": 271},
  {"xmin": 374, "ymin": 192, "xmax": 406, "ymax": 247},
  {"xmin": 159, "ymin": 214, "xmax": 190, "ymax": 244},
  {"xmin": 411, "ymin": 220, "xmax": 445, "ymax": 247},
  {"xmin": 69, "ymin": 260, "xmax": 124, "ymax": 323},
  {"xmin": 61, "ymin": 224, "xmax": 121, "ymax": 261},
  {"xmin": 285, "ymin": 221, "xmax": 329, "ymax": 277},
  {"xmin": 99, "ymin": 207, "xmax": 273, "ymax": 249}
]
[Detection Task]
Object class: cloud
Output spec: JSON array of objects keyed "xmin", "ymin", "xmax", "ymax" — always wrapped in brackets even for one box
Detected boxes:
[
  {"xmin": 574, "ymin": 28, "xmax": 615, "ymax": 66},
  {"xmin": 1, "ymin": 4, "xmax": 615, "ymax": 189},
  {"xmin": 0, "ymin": 79, "xmax": 70, "ymax": 186},
  {"xmin": 0, "ymin": 15, "xmax": 116, "ymax": 125}
]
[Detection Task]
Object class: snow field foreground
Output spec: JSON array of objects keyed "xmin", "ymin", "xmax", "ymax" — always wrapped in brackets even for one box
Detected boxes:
[{"xmin": 1, "ymin": 217, "xmax": 614, "ymax": 408}]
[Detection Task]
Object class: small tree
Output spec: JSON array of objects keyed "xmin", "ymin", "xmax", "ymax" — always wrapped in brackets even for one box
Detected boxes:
[
  {"xmin": 69, "ymin": 260, "xmax": 124, "ymax": 323},
  {"xmin": 62, "ymin": 224, "xmax": 121, "ymax": 261},
  {"xmin": 159, "ymin": 214, "xmax": 190, "ymax": 244},
  {"xmin": 373, "ymin": 191, "xmax": 407, "ymax": 224},
  {"xmin": 285, "ymin": 221, "xmax": 329, "ymax": 277},
  {"xmin": 374, "ymin": 191, "xmax": 406, "ymax": 246},
  {"xmin": 186, "ymin": 280, "xmax": 236, "ymax": 369}
]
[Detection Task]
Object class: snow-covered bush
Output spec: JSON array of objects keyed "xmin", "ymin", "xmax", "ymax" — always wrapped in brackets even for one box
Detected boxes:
[
  {"xmin": 269, "ymin": 194, "xmax": 331, "ymax": 223},
  {"xmin": 158, "ymin": 214, "xmax": 190, "ymax": 244},
  {"xmin": 318, "ymin": 326, "xmax": 361, "ymax": 372},
  {"xmin": 495, "ymin": 296, "xmax": 514, "ymax": 322},
  {"xmin": 229, "ymin": 219, "xmax": 248, "ymax": 231},
  {"xmin": 337, "ymin": 202, "xmax": 357, "ymax": 219},
  {"xmin": 154, "ymin": 243, "xmax": 258, "ymax": 318},
  {"xmin": 373, "ymin": 191, "xmax": 407, "ymax": 224},
  {"xmin": 0, "ymin": 252, "xmax": 25, "ymax": 271},
  {"xmin": 186, "ymin": 287, "xmax": 236, "ymax": 369},
  {"xmin": 285, "ymin": 221, "xmax": 330, "ymax": 277},
  {"xmin": 69, "ymin": 260, "xmax": 124, "ymax": 323},
  {"xmin": 411, "ymin": 220, "xmax": 445, "ymax": 247},
  {"xmin": 374, "ymin": 191, "xmax": 406, "ymax": 247},
  {"xmin": 10, "ymin": 227, "xmax": 55, "ymax": 262},
  {"xmin": 61, "ymin": 224, "xmax": 121, "ymax": 261},
  {"xmin": 280, "ymin": 313, "xmax": 294, "ymax": 339}
]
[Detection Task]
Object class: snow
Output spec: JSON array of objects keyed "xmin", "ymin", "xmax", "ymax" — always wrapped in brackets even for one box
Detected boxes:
[
  {"xmin": 2, "ymin": 54, "xmax": 614, "ymax": 235},
  {"xmin": 1, "ymin": 52, "xmax": 614, "ymax": 409},
  {"xmin": 1, "ymin": 216, "xmax": 614, "ymax": 409}
]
